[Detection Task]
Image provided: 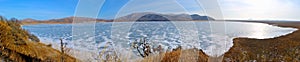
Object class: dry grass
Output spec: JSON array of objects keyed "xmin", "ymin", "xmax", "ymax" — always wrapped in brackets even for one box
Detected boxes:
[
  {"xmin": 0, "ymin": 19, "xmax": 78, "ymax": 62},
  {"xmin": 161, "ymin": 49, "xmax": 181, "ymax": 62},
  {"xmin": 223, "ymin": 21, "xmax": 300, "ymax": 62},
  {"xmin": 138, "ymin": 48, "xmax": 208, "ymax": 62}
]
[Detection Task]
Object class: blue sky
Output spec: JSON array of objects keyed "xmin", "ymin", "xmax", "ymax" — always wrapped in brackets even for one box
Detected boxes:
[
  {"xmin": 0, "ymin": 0, "xmax": 130, "ymax": 20},
  {"xmin": 98, "ymin": 0, "xmax": 129, "ymax": 19},
  {"xmin": 0, "ymin": 0, "xmax": 299, "ymax": 20},
  {"xmin": 0, "ymin": 0, "xmax": 78, "ymax": 20}
]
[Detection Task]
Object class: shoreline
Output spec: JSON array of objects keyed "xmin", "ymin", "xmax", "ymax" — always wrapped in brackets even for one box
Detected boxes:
[
  {"xmin": 23, "ymin": 21, "xmax": 300, "ymax": 61},
  {"xmin": 20, "ymin": 20, "xmax": 209, "ymax": 25},
  {"xmin": 222, "ymin": 21, "xmax": 300, "ymax": 61},
  {"xmin": 159, "ymin": 21, "xmax": 300, "ymax": 61}
]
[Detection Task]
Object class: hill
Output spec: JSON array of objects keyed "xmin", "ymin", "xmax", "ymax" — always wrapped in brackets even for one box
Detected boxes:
[
  {"xmin": 116, "ymin": 12, "xmax": 215, "ymax": 22},
  {"xmin": 21, "ymin": 16, "xmax": 112, "ymax": 24},
  {"xmin": 20, "ymin": 12, "xmax": 215, "ymax": 24},
  {"xmin": 0, "ymin": 16, "xmax": 77, "ymax": 62}
]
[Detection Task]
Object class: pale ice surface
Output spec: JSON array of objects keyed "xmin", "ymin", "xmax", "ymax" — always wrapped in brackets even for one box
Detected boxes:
[{"xmin": 22, "ymin": 21, "xmax": 297, "ymax": 61}]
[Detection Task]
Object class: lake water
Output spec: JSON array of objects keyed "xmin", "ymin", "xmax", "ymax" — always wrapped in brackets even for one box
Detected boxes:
[{"xmin": 22, "ymin": 21, "xmax": 297, "ymax": 60}]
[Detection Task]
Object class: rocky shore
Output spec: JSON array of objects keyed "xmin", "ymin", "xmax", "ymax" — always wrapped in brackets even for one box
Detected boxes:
[{"xmin": 159, "ymin": 21, "xmax": 300, "ymax": 62}]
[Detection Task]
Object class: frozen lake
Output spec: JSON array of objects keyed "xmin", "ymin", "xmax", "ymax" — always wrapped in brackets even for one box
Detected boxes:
[{"xmin": 22, "ymin": 21, "xmax": 297, "ymax": 60}]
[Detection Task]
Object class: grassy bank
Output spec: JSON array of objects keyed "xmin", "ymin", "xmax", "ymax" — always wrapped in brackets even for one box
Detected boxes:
[
  {"xmin": 0, "ymin": 17, "xmax": 77, "ymax": 62},
  {"xmin": 223, "ymin": 21, "xmax": 300, "ymax": 61}
]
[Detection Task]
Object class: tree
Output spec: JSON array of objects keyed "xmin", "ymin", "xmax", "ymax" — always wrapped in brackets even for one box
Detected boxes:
[
  {"xmin": 0, "ymin": 16, "xmax": 4, "ymax": 21},
  {"xmin": 0, "ymin": 16, "xmax": 7, "ymax": 21},
  {"xmin": 130, "ymin": 37, "xmax": 164, "ymax": 58},
  {"xmin": 10, "ymin": 18, "xmax": 19, "ymax": 23}
]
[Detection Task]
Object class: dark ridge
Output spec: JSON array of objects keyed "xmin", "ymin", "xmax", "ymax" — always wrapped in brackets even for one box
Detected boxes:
[
  {"xmin": 190, "ymin": 14, "xmax": 215, "ymax": 20},
  {"xmin": 136, "ymin": 14, "xmax": 170, "ymax": 21}
]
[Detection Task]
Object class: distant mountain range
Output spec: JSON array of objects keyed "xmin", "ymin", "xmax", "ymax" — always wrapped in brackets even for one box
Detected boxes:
[
  {"xmin": 116, "ymin": 12, "xmax": 215, "ymax": 22},
  {"xmin": 21, "ymin": 12, "xmax": 215, "ymax": 24},
  {"xmin": 21, "ymin": 16, "xmax": 112, "ymax": 24}
]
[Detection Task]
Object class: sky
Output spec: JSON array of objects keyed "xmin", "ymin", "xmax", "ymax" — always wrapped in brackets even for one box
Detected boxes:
[
  {"xmin": 0, "ymin": 0, "xmax": 78, "ymax": 20},
  {"xmin": 0, "ymin": 0, "xmax": 299, "ymax": 20}
]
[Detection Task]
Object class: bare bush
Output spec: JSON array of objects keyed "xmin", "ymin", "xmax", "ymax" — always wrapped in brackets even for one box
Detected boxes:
[{"xmin": 130, "ymin": 37, "xmax": 164, "ymax": 58}]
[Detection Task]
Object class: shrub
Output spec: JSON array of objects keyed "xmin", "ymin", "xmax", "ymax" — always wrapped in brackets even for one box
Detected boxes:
[{"xmin": 130, "ymin": 37, "xmax": 164, "ymax": 58}]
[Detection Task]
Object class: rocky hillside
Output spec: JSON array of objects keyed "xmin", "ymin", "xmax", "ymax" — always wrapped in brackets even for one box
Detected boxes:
[{"xmin": 0, "ymin": 16, "xmax": 77, "ymax": 62}]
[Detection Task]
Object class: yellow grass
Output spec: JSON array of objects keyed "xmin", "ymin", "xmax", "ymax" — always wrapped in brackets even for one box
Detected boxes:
[{"xmin": 0, "ymin": 20, "xmax": 78, "ymax": 62}]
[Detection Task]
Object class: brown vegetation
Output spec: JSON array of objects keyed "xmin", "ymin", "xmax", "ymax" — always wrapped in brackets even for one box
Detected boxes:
[
  {"xmin": 160, "ymin": 47, "xmax": 208, "ymax": 62},
  {"xmin": 0, "ymin": 17, "xmax": 77, "ymax": 62},
  {"xmin": 131, "ymin": 38, "xmax": 154, "ymax": 58},
  {"xmin": 223, "ymin": 21, "xmax": 300, "ymax": 62}
]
